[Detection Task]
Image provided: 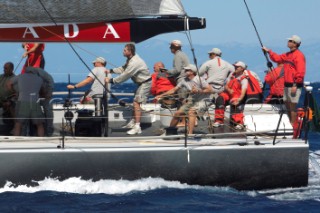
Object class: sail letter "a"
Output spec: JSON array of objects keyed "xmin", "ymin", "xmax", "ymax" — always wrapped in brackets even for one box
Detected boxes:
[
  {"xmin": 103, "ymin": 23, "xmax": 120, "ymax": 39},
  {"xmin": 22, "ymin": 26, "xmax": 39, "ymax": 38},
  {"xmin": 64, "ymin": 24, "xmax": 79, "ymax": 38}
]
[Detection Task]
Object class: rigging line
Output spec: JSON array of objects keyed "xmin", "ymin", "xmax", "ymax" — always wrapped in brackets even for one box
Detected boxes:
[
  {"xmin": 13, "ymin": 57, "xmax": 24, "ymax": 73},
  {"xmin": 243, "ymin": 0, "xmax": 273, "ymax": 71},
  {"xmin": 37, "ymin": 0, "xmax": 124, "ymax": 104}
]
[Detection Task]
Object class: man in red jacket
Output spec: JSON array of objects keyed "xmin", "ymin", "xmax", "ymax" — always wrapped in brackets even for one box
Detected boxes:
[
  {"xmin": 264, "ymin": 63, "xmax": 284, "ymax": 104},
  {"xmin": 151, "ymin": 62, "xmax": 175, "ymax": 96},
  {"xmin": 21, "ymin": 43, "xmax": 45, "ymax": 74},
  {"xmin": 263, "ymin": 35, "xmax": 306, "ymax": 125}
]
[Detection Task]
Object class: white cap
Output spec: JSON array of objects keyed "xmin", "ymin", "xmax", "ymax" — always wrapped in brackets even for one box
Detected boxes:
[
  {"xmin": 170, "ymin": 40, "xmax": 182, "ymax": 47},
  {"xmin": 233, "ymin": 61, "xmax": 246, "ymax": 69},
  {"xmin": 92, "ymin": 57, "xmax": 106, "ymax": 64},
  {"xmin": 184, "ymin": 64, "xmax": 197, "ymax": 73},
  {"xmin": 208, "ymin": 48, "xmax": 222, "ymax": 55},
  {"xmin": 287, "ymin": 35, "xmax": 301, "ymax": 44}
]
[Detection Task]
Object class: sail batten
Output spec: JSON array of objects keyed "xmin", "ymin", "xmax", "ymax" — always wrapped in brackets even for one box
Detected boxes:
[{"xmin": 0, "ymin": 0, "xmax": 186, "ymax": 24}]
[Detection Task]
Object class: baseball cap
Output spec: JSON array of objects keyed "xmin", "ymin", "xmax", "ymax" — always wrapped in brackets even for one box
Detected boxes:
[
  {"xmin": 92, "ymin": 57, "xmax": 106, "ymax": 64},
  {"xmin": 233, "ymin": 61, "xmax": 246, "ymax": 69},
  {"xmin": 208, "ymin": 48, "xmax": 222, "ymax": 55},
  {"xmin": 170, "ymin": 40, "xmax": 182, "ymax": 47},
  {"xmin": 184, "ymin": 64, "xmax": 197, "ymax": 73},
  {"xmin": 287, "ymin": 35, "xmax": 301, "ymax": 44}
]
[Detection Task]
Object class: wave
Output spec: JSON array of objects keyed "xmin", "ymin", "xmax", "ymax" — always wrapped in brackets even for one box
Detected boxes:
[{"xmin": 0, "ymin": 177, "xmax": 204, "ymax": 194}]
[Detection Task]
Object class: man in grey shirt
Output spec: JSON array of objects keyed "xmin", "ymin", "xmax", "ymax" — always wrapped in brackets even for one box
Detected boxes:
[
  {"xmin": 10, "ymin": 71, "xmax": 45, "ymax": 136},
  {"xmin": 25, "ymin": 67, "xmax": 54, "ymax": 136},
  {"xmin": 67, "ymin": 56, "xmax": 110, "ymax": 104},
  {"xmin": 166, "ymin": 40, "xmax": 190, "ymax": 98},
  {"xmin": 199, "ymin": 48, "xmax": 234, "ymax": 99},
  {"xmin": 106, "ymin": 43, "xmax": 151, "ymax": 135}
]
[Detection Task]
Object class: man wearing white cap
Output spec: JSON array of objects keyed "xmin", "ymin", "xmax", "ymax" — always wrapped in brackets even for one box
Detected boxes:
[
  {"xmin": 67, "ymin": 56, "xmax": 110, "ymax": 104},
  {"xmin": 262, "ymin": 35, "xmax": 306, "ymax": 125},
  {"xmin": 166, "ymin": 40, "xmax": 190, "ymax": 88},
  {"xmin": 155, "ymin": 64, "xmax": 213, "ymax": 134},
  {"xmin": 199, "ymin": 47, "xmax": 234, "ymax": 98},
  {"xmin": 213, "ymin": 61, "xmax": 249, "ymax": 130}
]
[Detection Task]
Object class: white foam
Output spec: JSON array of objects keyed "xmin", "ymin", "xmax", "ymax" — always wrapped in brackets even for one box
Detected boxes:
[{"xmin": 0, "ymin": 177, "xmax": 203, "ymax": 194}]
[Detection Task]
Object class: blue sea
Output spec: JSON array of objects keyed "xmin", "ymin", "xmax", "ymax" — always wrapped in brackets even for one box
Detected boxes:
[{"xmin": 0, "ymin": 83, "xmax": 320, "ymax": 212}]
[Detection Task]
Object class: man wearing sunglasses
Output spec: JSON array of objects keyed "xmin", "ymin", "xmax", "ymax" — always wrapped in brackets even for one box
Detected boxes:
[{"xmin": 262, "ymin": 35, "xmax": 306, "ymax": 125}]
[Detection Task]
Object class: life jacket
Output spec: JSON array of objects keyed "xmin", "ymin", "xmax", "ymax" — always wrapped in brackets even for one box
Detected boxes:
[
  {"xmin": 241, "ymin": 70, "xmax": 262, "ymax": 96},
  {"xmin": 227, "ymin": 75, "xmax": 243, "ymax": 98},
  {"xmin": 151, "ymin": 72, "xmax": 175, "ymax": 96},
  {"xmin": 265, "ymin": 66, "xmax": 284, "ymax": 97}
]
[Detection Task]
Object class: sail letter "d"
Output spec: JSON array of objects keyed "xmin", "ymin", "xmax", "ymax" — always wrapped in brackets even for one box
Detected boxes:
[{"xmin": 64, "ymin": 24, "xmax": 79, "ymax": 38}]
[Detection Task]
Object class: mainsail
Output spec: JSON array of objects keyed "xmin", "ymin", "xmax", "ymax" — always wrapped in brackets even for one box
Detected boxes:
[{"xmin": 0, "ymin": 0, "xmax": 205, "ymax": 43}]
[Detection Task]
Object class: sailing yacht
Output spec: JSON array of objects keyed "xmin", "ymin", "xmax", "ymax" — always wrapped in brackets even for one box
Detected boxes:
[{"xmin": 0, "ymin": 0, "xmax": 310, "ymax": 190}]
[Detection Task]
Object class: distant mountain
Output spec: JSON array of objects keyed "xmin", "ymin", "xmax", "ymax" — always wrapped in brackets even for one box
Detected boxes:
[
  {"xmin": 137, "ymin": 39, "xmax": 320, "ymax": 83},
  {"xmin": 2, "ymin": 39, "xmax": 317, "ymax": 83}
]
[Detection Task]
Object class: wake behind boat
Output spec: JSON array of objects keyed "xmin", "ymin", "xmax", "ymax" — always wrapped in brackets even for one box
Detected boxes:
[{"xmin": 0, "ymin": 0, "xmax": 315, "ymax": 190}]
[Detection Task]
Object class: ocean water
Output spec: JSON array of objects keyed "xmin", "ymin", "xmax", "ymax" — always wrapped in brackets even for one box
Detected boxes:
[{"xmin": 0, "ymin": 83, "xmax": 320, "ymax": 212}]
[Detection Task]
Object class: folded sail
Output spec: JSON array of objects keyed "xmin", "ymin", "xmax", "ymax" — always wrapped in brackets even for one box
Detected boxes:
[
  {"xmin": 0, "ymin": 0, "xmax": 185, "ymax": 23},
  {"xmin": 0, "ymin": 0, "xmax": 205, "ymax": 43}
]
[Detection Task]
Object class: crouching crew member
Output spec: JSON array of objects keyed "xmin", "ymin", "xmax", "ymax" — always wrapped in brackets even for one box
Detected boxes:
[
  {"xmin": 213, "ymin": 61, "xmax": 248, "ymax": 130},
  {"xmin": 156, "ymin": 64, "xmax": 213, "ymax": 135}
]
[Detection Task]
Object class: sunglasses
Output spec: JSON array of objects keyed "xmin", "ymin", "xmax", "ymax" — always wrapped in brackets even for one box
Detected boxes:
[{"xmin": 288, "ymin": 40, "xmax": 296, "ymax": 43}]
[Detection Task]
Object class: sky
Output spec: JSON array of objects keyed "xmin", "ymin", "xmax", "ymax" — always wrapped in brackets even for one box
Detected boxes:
[{"xmin": 0, "ymin": 0, "xmax": 319, "ymax": 82}]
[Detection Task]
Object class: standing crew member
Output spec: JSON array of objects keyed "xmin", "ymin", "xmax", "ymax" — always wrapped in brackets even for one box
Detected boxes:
[
  {"xmin": 105, "ymin": 43, "xmax": 151, "ymax": 135},
  {"xmin": 198, "ymin": 47, "xmax": 234, "ymax": 99},
  {"xmin": 263, "ymin": 35, "xmax": 306, "ymax": 124},
  {"xmin": 21, "ymin": 43, "xmax": 45, "ymax": 74},
  {"xmin": 165, "ymin": 40, "xmax": 190, "ymax": 126}
]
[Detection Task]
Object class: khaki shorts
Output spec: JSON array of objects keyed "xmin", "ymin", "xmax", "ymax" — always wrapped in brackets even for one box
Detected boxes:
[
  {"xmin": 283, "ymin": 87, "xmax": 302, "ymax": 103},
  {"xmin": 15, "ymin": 101, "xmax": 44, "ymax": 124},
  {"xmin": 179, "ymin": 100, "xmax": 210, "ymax": 115},
  {"xmin": 134, "ymin": 81, "xmax": 151, "ymax": 103}
]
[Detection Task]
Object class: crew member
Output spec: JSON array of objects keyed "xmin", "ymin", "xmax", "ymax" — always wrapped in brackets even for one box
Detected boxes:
[
  {"xmin": 213, "ymin": 61, "xmax": 248, "ymax": 130},
  {"xmin": 263, "ymin": 35, "xmax": 306, "ymax": 124}
]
